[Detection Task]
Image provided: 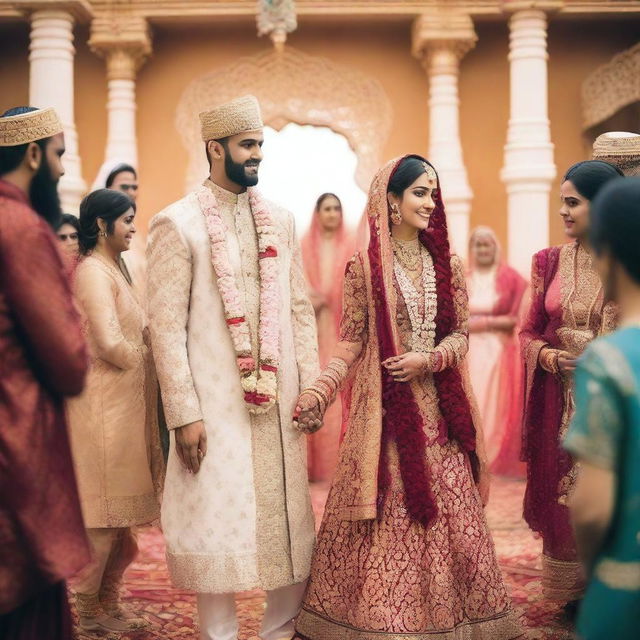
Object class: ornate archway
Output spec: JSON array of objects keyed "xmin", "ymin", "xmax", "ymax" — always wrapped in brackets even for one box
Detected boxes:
[
  {"xmin": 175, "ymin": 47, "xmax": 393, "ymax": 193},
  {"xmin": 582, "ymin": 42, "xmax": 640, "ymax": 131}
]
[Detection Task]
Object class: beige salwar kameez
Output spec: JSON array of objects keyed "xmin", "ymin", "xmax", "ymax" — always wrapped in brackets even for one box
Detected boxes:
[{"xmin": 66, "ymin": 253, "xmax": 163, "ymax": 612}]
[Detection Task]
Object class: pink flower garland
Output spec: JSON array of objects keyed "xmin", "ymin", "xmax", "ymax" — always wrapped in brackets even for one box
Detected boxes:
[{"xmin": 197, "ymin": 185, "xmax": 280, "ymax": 414}]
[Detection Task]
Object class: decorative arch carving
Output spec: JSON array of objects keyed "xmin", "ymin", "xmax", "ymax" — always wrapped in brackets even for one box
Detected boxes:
[
  {"xmin": 175, "ymin": 47, "xmax": 393, "ymax": 193},
  {"xmin": 582, "ymin": 43, "xmax": 640, "ymax": 130}
]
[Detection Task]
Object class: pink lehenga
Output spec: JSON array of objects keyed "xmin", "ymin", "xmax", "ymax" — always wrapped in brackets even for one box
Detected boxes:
[
  {"xmin": 466, "ymin": 228, "xmax": 528, "ymax": 477},
  {"xmin": 521, "ymin": 241, "xmax": 616, "ymax": 601},
  {"xmin": 301, "ymin": 208, "xmax": 354, "ymax": 483},
  {"xmin": 295, "ymin": 157, "xmax": 521, "ymax": 639}
]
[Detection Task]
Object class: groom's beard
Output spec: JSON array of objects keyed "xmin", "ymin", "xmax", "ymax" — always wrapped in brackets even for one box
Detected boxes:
[
  {"xmin": 30, "ymin": 157, "xmax": 62, "ymax": 229},
  {"xmin": 224, "ymin": 152, "xmax": 260, "ymax": 188}
]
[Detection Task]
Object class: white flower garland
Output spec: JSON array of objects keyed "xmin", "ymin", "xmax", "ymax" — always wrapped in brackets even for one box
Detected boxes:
[{"xmin": 197, "ymin": 184, "xmax": 280, "ymax": 414}]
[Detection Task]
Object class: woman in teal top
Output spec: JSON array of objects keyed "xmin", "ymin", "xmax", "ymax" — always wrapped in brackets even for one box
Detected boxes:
[{"xmin": 564, "ymin": 177, "xmax": 640, "ymax": 639}]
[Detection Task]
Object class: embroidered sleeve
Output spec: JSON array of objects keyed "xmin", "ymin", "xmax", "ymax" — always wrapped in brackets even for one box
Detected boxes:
[
  {"xmin": 601, "ymin": 302, "xmax": 618, "ymax": 336},
  {"xmin": 146, "ymin": 213, "xmax": 203, "ymax": 430},
  {"xmin": 433, "ymin": 255, "xmax": 469, "ymax": 371},
  {"xmin": 338, "ymin": 253, "xmax": 368, "ymax": 354},
  {"xmin": 304, "ymin": 254, "xmax": 368, "ymax": 410},
  {"xmin": 564, "ymin": 342, "xmax": 625, "ymax": 470},
  {"xmin": 74, "ymin": 263, "xmax": 142, "ymax": 370},
  {"xmin": 2, "ymin": 212, "xmax": 87, "ymax": 396},
  {"xmin": 520, "ymin": 252, "xmax": 551, "ymax": 364},
  {"xmin": 288, "ymin": 213, "xmax": 320, "ymax": 390}
]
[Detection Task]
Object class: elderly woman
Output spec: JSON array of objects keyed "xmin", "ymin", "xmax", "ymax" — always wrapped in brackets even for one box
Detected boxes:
[{"xmin": 466, "ymin": 226, "xmax": 527, "ymax": 476}]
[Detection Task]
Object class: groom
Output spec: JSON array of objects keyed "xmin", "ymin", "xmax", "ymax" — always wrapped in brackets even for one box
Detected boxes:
[{"xmin": 146, "ymin": 95, "xmax": 318, "ymax": 640}]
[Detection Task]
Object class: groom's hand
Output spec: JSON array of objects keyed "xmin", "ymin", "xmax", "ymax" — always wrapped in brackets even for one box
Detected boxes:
[{"xmin": 175, "ymin": 420, "xmax": 207, "ymax": 474}]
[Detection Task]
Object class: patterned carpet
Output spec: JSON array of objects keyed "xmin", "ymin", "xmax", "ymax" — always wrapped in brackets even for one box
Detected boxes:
[{"xmin": 75, "ymin": 477, "xmax": 575, "ymax": 639}]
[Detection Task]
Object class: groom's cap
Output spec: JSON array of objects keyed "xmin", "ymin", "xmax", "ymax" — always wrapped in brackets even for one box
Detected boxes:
[{"xmin": 199, "ymin": 95, "xmax": 263, "ymax": 142}]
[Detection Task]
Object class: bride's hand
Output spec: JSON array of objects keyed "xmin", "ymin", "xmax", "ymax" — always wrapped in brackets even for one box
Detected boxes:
[
  {"xmin": 382, "ymin": 352, "xmax": 428, "ymax": 382},
  {"xmin": 294, "ymin": 392, "xmax": 324, "ymax": 433}
]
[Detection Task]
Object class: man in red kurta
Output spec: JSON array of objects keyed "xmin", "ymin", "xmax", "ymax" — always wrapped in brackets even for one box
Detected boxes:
[{"xmin": 0, "ymin": 106, "xmax": 90, "ymax": 639}]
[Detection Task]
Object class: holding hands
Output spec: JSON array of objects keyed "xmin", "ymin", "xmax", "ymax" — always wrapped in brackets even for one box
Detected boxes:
[{"xmin": 294, "ymin": 391, "xmax": 325, "ymax": 433}]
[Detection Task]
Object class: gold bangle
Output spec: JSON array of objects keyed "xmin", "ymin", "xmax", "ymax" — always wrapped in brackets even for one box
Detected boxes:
[{"xmin": 304, "ymin": 388, "xmax": 326, "ymax": 411}]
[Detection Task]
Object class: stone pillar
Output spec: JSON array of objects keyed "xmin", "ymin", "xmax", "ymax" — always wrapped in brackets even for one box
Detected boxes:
[
  {"xmin": 28, "ymin": 2, "xmax": 91, "ymax": 213},
  {"xmin": 501, "ymin": 1, "xmax": 562, "ymax": 276},
  {"xmin": 89, "ymin": 15, "xmax": 151, "ymax": 170},
  {"xmin": 412, "ymin": 11, "xmax": 477, "ymax": 259}
]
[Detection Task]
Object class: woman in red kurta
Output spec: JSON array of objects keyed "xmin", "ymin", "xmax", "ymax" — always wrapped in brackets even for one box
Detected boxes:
[{"xmin": 301, "ymin": 193, "xmax": 354, "ymax": 482}]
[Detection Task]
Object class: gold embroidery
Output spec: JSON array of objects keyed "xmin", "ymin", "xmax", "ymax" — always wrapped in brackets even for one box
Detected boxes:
[
  {"xmin": 541, "ymin": 554, "xmax": 586, "ymax": 602},
  {"xmin": 296, "ymin": 607, "xmax": 523, "ymax": 639}
]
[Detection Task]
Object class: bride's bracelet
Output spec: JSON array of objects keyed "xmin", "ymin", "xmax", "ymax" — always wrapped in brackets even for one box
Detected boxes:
[{"xmin": 303, "ymin": 387, "xmax": 328, "ymax": 413}]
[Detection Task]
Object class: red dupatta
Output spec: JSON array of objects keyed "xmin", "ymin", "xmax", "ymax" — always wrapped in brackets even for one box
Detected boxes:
[{"xmin": 301, "ymin": 200, "xmax": 354, "ymax": 335}]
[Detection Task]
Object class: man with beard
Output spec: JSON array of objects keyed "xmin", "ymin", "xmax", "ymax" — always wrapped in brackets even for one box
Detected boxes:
[
  {"xmin": 146, "ymin": 95, "xmax": 318, "ymax": 640},
  {"xmin": 0, "ymin": 106, "xmax": 89, "ymax": 638}
]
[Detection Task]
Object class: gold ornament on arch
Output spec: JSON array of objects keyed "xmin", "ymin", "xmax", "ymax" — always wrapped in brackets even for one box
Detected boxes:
[{"xmin": 175, "ymin": 47, "xmax": 393, "ymax": 194}]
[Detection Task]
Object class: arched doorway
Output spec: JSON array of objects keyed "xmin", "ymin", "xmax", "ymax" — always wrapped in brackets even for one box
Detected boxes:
[
  {"xmin": 259, "ymin": 123, "xmax": 366, "ymax": 233},
  {"xmin": 174, "ymin": 47, "xmax": 393, "ymax": 199}
]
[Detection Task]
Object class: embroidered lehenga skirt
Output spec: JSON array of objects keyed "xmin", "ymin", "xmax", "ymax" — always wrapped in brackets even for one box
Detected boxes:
[{"xmin": 295, "ymin": 439, "xmax": 522, "ymax": 640}]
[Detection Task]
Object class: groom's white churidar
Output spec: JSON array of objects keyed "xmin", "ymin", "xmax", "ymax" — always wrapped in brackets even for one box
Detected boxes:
[{"xmin": 147, "ymin": 95, "xmax": 318, "ymax": 640}]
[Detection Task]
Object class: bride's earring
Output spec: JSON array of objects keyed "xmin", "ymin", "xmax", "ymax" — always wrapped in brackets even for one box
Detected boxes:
[{"xmin": 390, "ymin": 204, "xmax": 402, "ymax": 225}]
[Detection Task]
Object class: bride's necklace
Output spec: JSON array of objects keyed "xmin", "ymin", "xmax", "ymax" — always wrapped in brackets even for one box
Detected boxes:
[
  {"xmin": 392, "ymin": 236, "xmax": 421, "ymax": 272},
  {"xmin": 393, "ymin": 242, "xmax": 437, "ymax": 351}
]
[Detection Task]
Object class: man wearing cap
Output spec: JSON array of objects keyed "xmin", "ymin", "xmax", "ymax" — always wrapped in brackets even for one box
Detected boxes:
[
  {"xmin": 147, "ymin": 95, "xmax": 318, "ymax": 640},
  {"xmin": 0, "ymin": 106, "xmax": 89, "ymax": 638},
  {"xmin": 592, "ymin": 131, "xmax": 640, "ymax": 176}
]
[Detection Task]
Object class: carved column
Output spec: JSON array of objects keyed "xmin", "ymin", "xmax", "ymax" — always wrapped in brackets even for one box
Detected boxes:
[
  {"xmin": 412, "ymin": 11, "xmax": 477, "ymax": 259},
  {"xmin": 89, "ymin": 15, "xmax": 151, "ymax": 169},
  {"xmin": 501, "ymin": 1, "xmax": 562, "ymax": 275},
  {"xmin": 27, "ymin": 2, "xmax": 92, "ymax": 213}
]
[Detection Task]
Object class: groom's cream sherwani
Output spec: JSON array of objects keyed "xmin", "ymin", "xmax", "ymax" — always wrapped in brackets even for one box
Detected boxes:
[{"xmin": 146, "ymin": 180, "xmax": 318, "ymax": 594}]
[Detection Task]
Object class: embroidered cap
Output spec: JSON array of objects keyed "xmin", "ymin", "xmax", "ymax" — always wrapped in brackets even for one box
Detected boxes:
[
  {"xmin": 592, "ymin": 131, "xmax": 640, "ymax": 177},
  {"xmin": 199, "ymin": 95, "xmax": 264, "ymax": 142},
  {"xmin": 0, "ymin": 107, "xmax": 64, "ymax": 147}
]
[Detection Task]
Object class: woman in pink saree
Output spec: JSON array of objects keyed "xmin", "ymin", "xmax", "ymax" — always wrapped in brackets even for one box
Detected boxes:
[
  {"xmin": 294, "ymin": 156, "xmax": 521, "ymax": 639},
  {"xmin": 301, "ymin": 193, "xmax": 353, "ymax": 482},
  {"xmin": 521, "ymin": 160, "xmax": 622, "ymax": 614},
  {"xmin": 467, "ymin": 227, "xmax": 527, "ymax": 477}
]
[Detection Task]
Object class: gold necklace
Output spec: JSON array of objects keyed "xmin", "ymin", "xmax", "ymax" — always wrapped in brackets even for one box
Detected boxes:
[{"xmin": 392, "ymin": 236, "xmax": 421, "ymax": 272}]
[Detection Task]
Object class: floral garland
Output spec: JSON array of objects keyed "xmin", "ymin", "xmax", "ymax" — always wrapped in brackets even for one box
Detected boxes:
[{"xmin": 197, "ymin": 184, "xmax": 280, "ymax": 414}]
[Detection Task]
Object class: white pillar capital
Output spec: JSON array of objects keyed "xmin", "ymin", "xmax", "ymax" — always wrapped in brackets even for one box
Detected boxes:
[
  {"xmin": 27, "ymin": 3, "xmax": 89, "ymax": 213},
  {"xmin": 501, "ymin": 0, "xmax": 564, "ymax": 14},
  {"xmin": 89, "ymin": 14, "xmax": 152, "ymax": 79},
  {"xmin": 89, "ymin": 15, "xmax": 151, "ymax": 171},
  {"xmin": 412, "ymin": 11, "xmax": 477, "ymax": 70},
  {"xmin": 20, "ymin": 1, "xmax": 92, "ymax": 22},
  {"xmin": 411, "ymin": 11, "xmax": 477, "ymax": 259}
]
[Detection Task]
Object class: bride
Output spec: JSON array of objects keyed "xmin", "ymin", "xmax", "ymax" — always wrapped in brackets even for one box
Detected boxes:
[{"xmin": 294, "ymin": 155, "xmax": 522, "ymax": 639}]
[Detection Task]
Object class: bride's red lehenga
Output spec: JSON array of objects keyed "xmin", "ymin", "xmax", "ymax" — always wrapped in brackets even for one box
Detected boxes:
[{"xmin": 295, "ymin": 156, "xmax": 521, "ymax": 639}]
